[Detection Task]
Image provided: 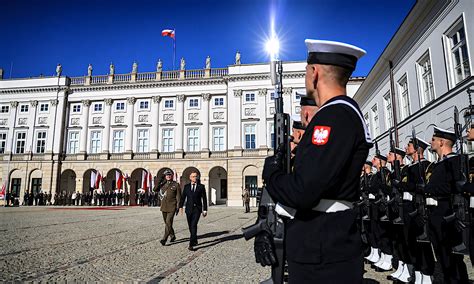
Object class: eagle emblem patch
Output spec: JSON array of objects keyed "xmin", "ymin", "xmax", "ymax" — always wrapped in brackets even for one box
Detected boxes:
[{"xmin": 312, "ymin": 126, "xmax": 331, "ymax": 145}]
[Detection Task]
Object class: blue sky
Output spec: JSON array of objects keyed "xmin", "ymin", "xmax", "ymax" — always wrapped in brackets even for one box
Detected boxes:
[{"xmin": 0, "ymin": 0, "xmax": 415, "ymax": 79}]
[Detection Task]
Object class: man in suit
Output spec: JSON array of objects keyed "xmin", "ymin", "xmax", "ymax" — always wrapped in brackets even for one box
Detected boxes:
[{"xmin": 179, "ymin": 171, "xmax": 208, "ymax": 251}]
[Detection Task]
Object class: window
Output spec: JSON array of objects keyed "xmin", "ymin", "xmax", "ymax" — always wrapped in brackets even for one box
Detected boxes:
[
  {"xmin": 189, "ymin": 98, "xmax": 199, "ymax": 108},
  {"xmin": 213, "ymin": 127, "xmax": 225, "ymax": 151},
  {"xmin": 90, "ymin": 131, "xmax": 102, "ymax": 153},
  {"xmin": 245, "ymin": 176, "xmax": 258, "ymax": 197},
  {"xmin": 1, "ymin": 106, "xmax": 9, "ymax": 113},
  {"xmin": 270, "ymin": 92, "xmax": 275, "ymax": 100},
  {"xmin": 364, "ymin": 113, "xmax": 370, "ymax": 132},
  {"xmin": 416, "ymin": 53, "xmax": 434, "ymax": 107},
  {"xmin": 72, "ymin": 104, "xmax": 81, "ymax": 113},
  {"xmin": 295, "ymin": 93, "xmax": 301, "ymax": 100},
  {"xmin": 137, "ymin": 129, "xmax": 149, "ymax": 152},
  {"xmin": 68, "ymin": 131, "xmax": 79, "ymax": 154},
  {"xmin": 93, "ymin": 103, "xmax": 103, "ymax": 112},
  {"xmin": 398, "ymin": 76, "xmax": 411, "ymax": 119},
  {"xmin": 187, "ymin": 128, "xmax": 200, "ymax": 151},
  {"xmin": 10, "ymin": 178, "xmax": 21, "ymax": 197},
  {"xmin": 245, "ymin": 93, "xmax": 255, "ymax": 102},
  {"xmin": 31, "ymin": 178, "xmax": 42, "ymax": 195},
  {"xmin": 445, "ymin": 21, "xmax": 471, "ymax": 86},
  {"xmin": 20, "ymin": 105, "xmax": 29, "ymax": 113},
  {"xmin": 270, "ymin": 123, "xmax": 275, "ymax": 149},
  {"xmin": 15, "ymin": 132, "xmax": 26, "ymax": 154},
  {"xmin": 162, "ymin": 129, "xmax": 174, "ymax": 152},
  {"xmin": 370, "ymin": 104, "xmax": 379, "ymax": 137},
  {"xmin": 244, "ymin": 124, "xmax": 256, "ymax": 149},
  {"xmin": 115, "ymin": 102, "xmax": 125, "ymax": 111},
  {"xmin": 164, "ymin": 99, "xmax": 174, "ymax": 109},
  {"xmin": 0, "ymin": 133, "xmax": 6, "ymax": 153},
  {"xmin": 35, "ymin": 131, "xmax": 47, "ymax": 153},
  {"xmin": 139, "ymin": 100, "xmax": 149, "ymax": 110},
  {"xmin": 214, "ymin": 98, "xmax": 224, "ymax": 106},
  {"xmin": 112, "ymin": 130, "xmax": 124, "ymax": 153},
  {"xmin": 39, "ymin": 103, "xmax": 49, "ymax": 112},
  {"xmin": 383, "ymin": 92, "xmax": 393, "ymax": 129}
]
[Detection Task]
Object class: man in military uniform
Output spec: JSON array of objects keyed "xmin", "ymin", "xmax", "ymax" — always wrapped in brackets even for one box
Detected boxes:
[
  {"xmin": 299, "ymin": 94, "xmax": 319, "ymax": 128},
  {"xmin": 262, "ymin": 39, "xmax": 371, "ymax": 282},
  {"xmin": 425, "ymin": 127, "xmax": 468, "ymax": 283},
  {"xmin": 159, "ymin": 169, "xmax": 181, "ymax": 246}
]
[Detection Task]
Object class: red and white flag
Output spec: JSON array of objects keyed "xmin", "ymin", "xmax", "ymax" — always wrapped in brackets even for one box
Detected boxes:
[
  {"xmin": 96, "ymin": 172, "xmax": 103, "ymax": 189},
  {"xmin": 0, "ymin": 183, "xmax": 5, "ymax": 199},
  {"xmin": 174, "ymin": 169, "xmax": 179, "ymax": 183},
  {"xmin": 142, "ymin": 169, "xmax": 148, "ymax": 190},
  {"xmin": 148, "ymin": 169, "xmax": 154, "ymax": 191},
  {"xmin": 90, "ymin": 171, "xmax": 97, "ymax": 189},
  {"xmin": 116, "ymin": 170, "xmax": 123, "ymax": 190},
  {"xmin": 161, "ymin": 29, "xmax": 175, "ymax": 39}
]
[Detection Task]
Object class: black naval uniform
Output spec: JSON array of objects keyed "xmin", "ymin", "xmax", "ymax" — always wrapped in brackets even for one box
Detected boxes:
[
  {"xmin": 263, "ymin": 95, "xmax": 372, "ymax": 283},
  {"xmin": 425, "ymin": 153, "xmax": 468, "ymax": 283}
]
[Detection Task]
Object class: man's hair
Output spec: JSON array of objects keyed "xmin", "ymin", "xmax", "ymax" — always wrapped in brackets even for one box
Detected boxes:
[{"xmin": 320, "ymin": 65, "xmax": 352, "ymax": 87}]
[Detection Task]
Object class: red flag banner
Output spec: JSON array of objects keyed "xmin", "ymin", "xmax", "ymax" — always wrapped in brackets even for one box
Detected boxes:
[{"xmin": 161, "ymin": 29, "xmax": 175, "ymax": 39}]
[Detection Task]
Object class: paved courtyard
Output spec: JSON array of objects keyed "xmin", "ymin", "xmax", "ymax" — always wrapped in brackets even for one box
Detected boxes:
[{"xmin": 0, "ymin": 206, "xmax": 473, "ymax": 283}]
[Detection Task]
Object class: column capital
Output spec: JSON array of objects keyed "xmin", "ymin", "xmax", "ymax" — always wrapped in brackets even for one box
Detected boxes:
[
  {"xmin": 283, "ymin": 87, "xmax": 293, "ymax": 96},
  {"xmin": 152, "ymin": 96, "xmax": 162, "ymax": 103},
  {"xmin": 50, "ymin": 99, "xmax": 59, "ymax": 106},
  {"xmin": 30, "ymin": 100, "xmax": 38, "ymax": 107},
  {"xmin": 177, "ymin": 94, "xmax": 185, "ymax": 102},
  {"xmin": 10, "ymin": 101, "xmax": 18, "ymax": 108},
  {"xmin": 233, "ymin": 89, "xmax": 242, "ymax": 97},
  {"xmin": 104, "ymin": 98, "xmax": 113, "ymax": 106},
  {"xmin": 127, "ymin": 97, "xmax": 136, "ymax": 105},
  {"xmin": 82, "ymin": 99, "xmax": 91, "ymax": 107},
  {"xmin": 258, "ymin": 88, "xmax": 267, "ymax": 96},
  {"xmin": 202, "ymin": 93, "xmax": 211, "ymax": 101}
]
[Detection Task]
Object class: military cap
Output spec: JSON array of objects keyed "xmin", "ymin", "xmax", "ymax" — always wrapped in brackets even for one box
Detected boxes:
[
  {"xmin": 433, "ymin": 126, "xmax": 457, "ymax": 143},
  {"xmin": 164, "ymin": 169, "xmax": 173, "ymax": 175},
  {"xmin": 299, "ymin": 94, "xmax": 317, "ymax": 106},
  {"xmin": 375, "ymin": 154, "xmax": 387, "ymax": 162},
  {"xmin": 364, "ymin": 161, "xmax": 373, "ymax": 167},
  {"xmin": 305, "ymin": 39, "xmax": 366, "ymax": 71},
  {"xmin": 291, "ymin": 115, "xmax": 306, "ymax": 130},
  {"xmin": 408, "ymin": 137, "xmax": 430, "ymax": 150},
  {"xmin": 391, "ymin": 147, "xmax": 406, "ymax": 157}
]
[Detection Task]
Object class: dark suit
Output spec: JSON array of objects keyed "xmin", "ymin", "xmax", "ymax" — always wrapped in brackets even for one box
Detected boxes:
[{"xmin": 179, "ymin": 182, "xmax": 207, "ymax": 246}]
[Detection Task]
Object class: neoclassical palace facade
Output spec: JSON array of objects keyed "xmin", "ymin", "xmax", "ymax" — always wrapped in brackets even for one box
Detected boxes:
[{"xmin": 0, "ymin": 60, "xmax": 363, "ymax": 206}]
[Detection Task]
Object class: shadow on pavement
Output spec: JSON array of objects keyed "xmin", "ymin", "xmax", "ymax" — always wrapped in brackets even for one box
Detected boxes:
[
  {"xmin": 167, "ymin": 230, "xmax": 230, "ymax": 246},
  {"xmin": 194, "ymin": 233, "xmax": 244, "ymax": 250}
]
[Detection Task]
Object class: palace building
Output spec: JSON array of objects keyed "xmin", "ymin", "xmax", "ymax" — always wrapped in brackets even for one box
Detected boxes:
[{"xmin": 0, "ymin": 58, "xmax": 364, "ymax": 206}]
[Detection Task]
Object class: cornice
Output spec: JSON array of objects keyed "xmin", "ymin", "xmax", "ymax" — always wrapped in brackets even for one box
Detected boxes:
[
  {"xmin": 226, "ymin": 71, "xmax": 305, "ymax": 82},
  {"xmin": 0, "ymin": 86, "xmax": 69, "ymax": 95}
]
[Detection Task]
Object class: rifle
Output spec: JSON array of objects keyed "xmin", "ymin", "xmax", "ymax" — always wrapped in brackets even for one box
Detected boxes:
[
  {"xmin": 389, "ymin": 128, "xmax": 404, "ymax": 225},
  {"xmin": 408, "ymin": 126, "xmax": 430, "ymax": 243},
  {"xmin": 242, "ymin": 59, "xmax": 290, "ymax": 284},
  {"xmin": 360, "ymin": 172, "xmax": 371, "ymax": 221},
  {"xmin": 443, "ymin": 106, "xmax": 470, "ymax": 255},
  {"xmin": 374, "ymin": 140, "xmax": 389, "ymax": 222}
]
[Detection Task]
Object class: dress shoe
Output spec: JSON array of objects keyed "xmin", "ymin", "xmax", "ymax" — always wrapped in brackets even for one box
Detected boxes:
[
  {"xmin": 188, "ymin": 245, "xmax": 195, "ymax": 251},
  {"xmin": 160, "ymin": 239, "xmax": 166, "ymax": 246},
  {"xmin": 170, "ymin": 236, "xmax": 176, "ymax": 242}
]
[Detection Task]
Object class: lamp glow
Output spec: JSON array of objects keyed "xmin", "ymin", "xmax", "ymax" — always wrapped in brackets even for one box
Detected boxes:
[{"xmin": 266, "ymin": 36, "xmax": 280, "ymax": 60}]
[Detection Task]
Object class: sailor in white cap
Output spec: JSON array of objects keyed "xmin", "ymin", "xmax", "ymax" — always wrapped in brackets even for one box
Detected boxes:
[
  {"xmin": 263, "ymin": 39, "xmax": 371, "ymax": 283},
  {"xmin": 425, "ymin": 126, "xmax": 468, "ymax": 283}
]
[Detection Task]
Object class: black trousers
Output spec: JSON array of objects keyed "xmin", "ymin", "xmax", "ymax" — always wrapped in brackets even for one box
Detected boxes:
[
  {"xmin": 288, "ymin": 254, "xmax": 363, "ymax": 284},
  {"xmin": 186, "ymin": 206, "xmax": 201, "ymax": 245}
]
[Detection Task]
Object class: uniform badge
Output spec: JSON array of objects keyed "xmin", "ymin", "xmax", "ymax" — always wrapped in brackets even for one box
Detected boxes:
[{"xmin": 312, "ymin": 126, "xmax": 331, "ymax": 145}]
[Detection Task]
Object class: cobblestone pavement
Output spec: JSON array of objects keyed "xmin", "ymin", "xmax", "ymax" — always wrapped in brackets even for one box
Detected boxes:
[{"xmin": 1, "ymin": 206, "xmax": 473, "ymax": 283}]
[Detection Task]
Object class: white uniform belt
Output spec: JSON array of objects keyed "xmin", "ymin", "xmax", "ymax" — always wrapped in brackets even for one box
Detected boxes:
[
  {"xmin": 403, "ymin": 192, "xmax": 413, "ymax": 201},
  {"xmin": 368, "ymin": 194, "xmax": 376, "ymax": 200},
  {"xmin": 426, "ymin": 197, "xmax": 438, "ymax": 206},
  {"xmin": 470, "ymin": 197, "xmax": 474, "ymax": 209},
  {"xmin": 313, "ymin": 199, "xmax": 354, "ymax": 213}
]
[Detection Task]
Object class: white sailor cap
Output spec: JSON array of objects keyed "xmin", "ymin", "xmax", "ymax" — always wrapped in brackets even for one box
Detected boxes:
[
  {"xmin": 409, "ymin": 137, "xmax": 430, "ymax": 150},
  {"xmin": 305, "ymin": 39, "xmax": 366, "ymax": 71},
  {"xmin": 433, "ymin": 126, "xmax": 457, "ymax": 143}
]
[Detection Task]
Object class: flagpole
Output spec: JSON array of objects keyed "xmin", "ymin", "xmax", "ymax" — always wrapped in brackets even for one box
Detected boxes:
[{"xmin": 173, "ymin": 28, "xmax": 176, "ymax": 70}]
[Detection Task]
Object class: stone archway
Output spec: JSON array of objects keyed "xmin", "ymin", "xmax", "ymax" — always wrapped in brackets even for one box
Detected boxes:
[
  {"xmin": 209, "ymin": 166, "xmax": 228, "ymax": 205},
  {"xmin": 105, "ymin": 169, "xmax": 124, "ymax": 193},
  {"xmin": 83, "ymin": 169, "xmax": 99, "ymax": 194},
  {"xmin": 60, "ymin": 169, "xmax": 76, "ymax": 195},
  {"xmin": 9, "ymin": 169, "xmax": 22, "ymax": 203},
  {"xmin": 130, "ymin": 168, "xmax": 147, "ymax": 206},
  {"xmin": 181, "ymin": 167, "xmax": 201, "ymax": 189}
]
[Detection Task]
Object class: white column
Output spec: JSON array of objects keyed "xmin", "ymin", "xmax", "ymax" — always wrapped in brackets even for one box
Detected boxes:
[
  {"xmin": 257, "ymin": 88, "xmax": 267, "ymax": 148},
  {"xmin": 125, "ymin": 97, "xmax": 136, "ymax": 153},
  {"xmin": 79, "ymin": 100, "xmax": 91, "ymax": 155},
  {"xmin": 26, "ymin": 100, "xmax": 38, "ymax": 154},
  {"xmin": 5, "ymin": 101, "xmax": 18, "ymax": 154},
  {"xmin": 150, "ymin": 96, "xmax": 161, "ymax": 153},
  {"xmin": 102, "ymin": 99, "xmax": 112, "ymax": 153},
  {"xmin": 228, "ymin": 89, "xmax": 242, "ymax": 156},
  {"xmin": 175, "ymin": 95, "xmax": 185, "ymax": 152},
  {"xmin": 201, "ymin": 93, "xmax": 211, "ymax": 152}
]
